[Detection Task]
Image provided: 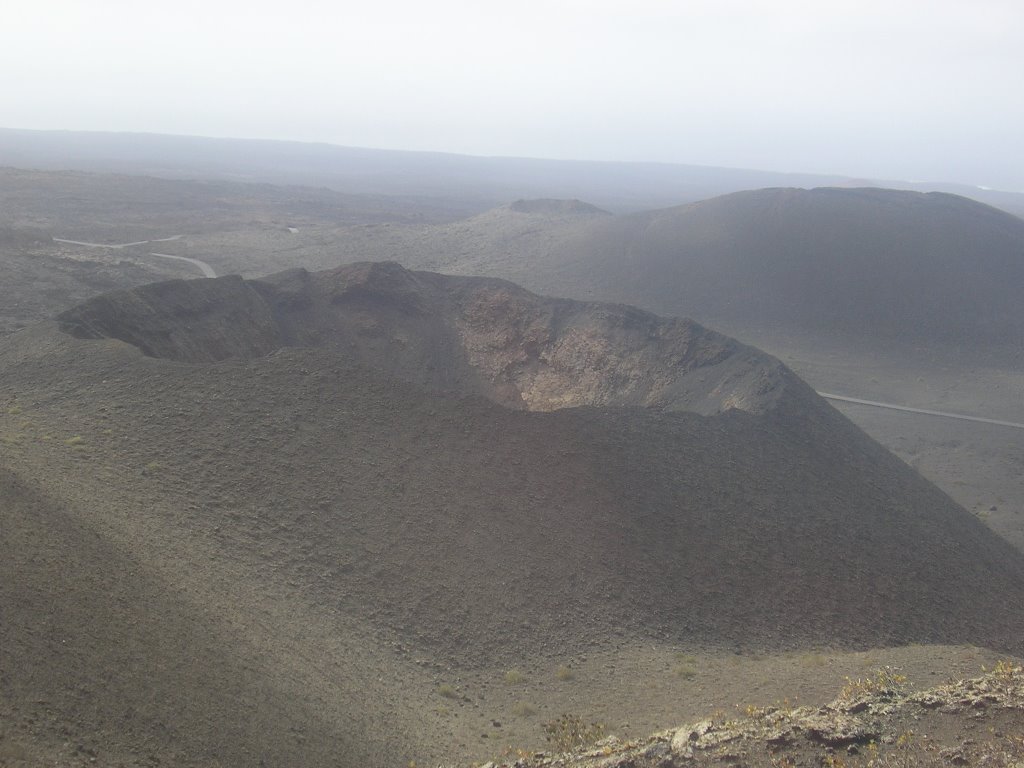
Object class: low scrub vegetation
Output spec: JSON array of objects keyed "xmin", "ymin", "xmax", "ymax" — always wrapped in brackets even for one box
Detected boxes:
[
  {"xmin": 511, "ymin": 701, "xmax": 537, "ymax": 718},
  {"xmin": 542, "ymin": 714, "xmax": 605, "ymax": 753},
  {"xmin": 839, "ymin": 666, "xmax": 908, "ymax": 701}
]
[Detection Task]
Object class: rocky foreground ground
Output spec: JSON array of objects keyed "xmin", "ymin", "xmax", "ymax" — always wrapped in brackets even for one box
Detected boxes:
[{"xmin": 463, "ymin": 663, "xmax": 1024, "ymax": 768}]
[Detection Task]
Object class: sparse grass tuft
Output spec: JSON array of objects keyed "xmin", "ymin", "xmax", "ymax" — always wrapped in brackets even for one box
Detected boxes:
[
  {"xmin": 511, "ymin": 701, "xmax": 537, "ymax": 718},
  {"xmin": 555, "ymin": 665, "xmax": 575, "ymax": 681},
  {"xmin": 65, "ymin": 435, "xmax": 86, "ymax": 447},
  {"xmin": 839, "ymin": 667, "xmax": 908, "ymax": 701},
  {"xmin": 984, "ymin": 659, "xmax": 1021, "ymax": 680},
  {"xmin": 671, "ymin": 651, "xmax": 696, "ymax": 675},
  {"xmin": 503, "ymin": 669, "xmax": 525, "ymax": 684},
  {"xmin": 674, "ymin": 664, "xmax": 696, "ymax": 679},
  {"xmin": 498, "ymin": 746, "xmax": 534, "ymax": 762},
  {"xmin": 436, "ymin": 684, "xmax": 458, "ymax": 699}
]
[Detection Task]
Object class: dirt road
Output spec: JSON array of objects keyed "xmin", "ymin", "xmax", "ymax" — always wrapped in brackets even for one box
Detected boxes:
[{"xmin": 819, "ymin": 392, "xmax": 1024, "ymax": 430}]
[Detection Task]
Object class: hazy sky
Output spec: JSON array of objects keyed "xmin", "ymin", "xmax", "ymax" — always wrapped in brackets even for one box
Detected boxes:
[{"xmin": 4, "ymin": 0, "xmax": 1023, "ymax": 190}]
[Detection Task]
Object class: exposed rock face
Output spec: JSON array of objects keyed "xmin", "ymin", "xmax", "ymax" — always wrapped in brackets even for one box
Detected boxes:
[
  {"xmin": 491, "ymin": 665, "xmax": 1024, "ymax": 768},
  {"xmin": 451, "ymin": 280, "xmax": 786, "ymax": 413},
  {"xmin": 58, "ymin": 261, "xmax": 797, "ymax": 415}
]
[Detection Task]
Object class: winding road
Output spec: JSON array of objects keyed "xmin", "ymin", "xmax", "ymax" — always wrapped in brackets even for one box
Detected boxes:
[
  {"xmin": 53, "ymin": 235, "xmax": 216, "ymax": 278},
  {"xmin": 819, "ymin": 392, "xmax": 1024, "ymax": 430},
  {"xmin": 53, "ymin": 234, "xmax": 184, "ymax": 249},
  {"xmin": 149, "ymin": 252, "xmax": 217, "ymax": 278}
]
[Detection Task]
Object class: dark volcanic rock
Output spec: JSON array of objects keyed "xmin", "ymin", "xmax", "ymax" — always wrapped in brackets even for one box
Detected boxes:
[
  {"xmin": 58, "ymin": 261, "xmax": 798, "ymax": 415},
  {"xmin": 58, "ymin": 274, "xmax": 284, "ymax": 362}
]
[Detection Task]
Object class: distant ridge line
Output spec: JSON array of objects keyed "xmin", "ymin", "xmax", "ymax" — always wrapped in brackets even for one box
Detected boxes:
[{"xmin": 819, "ymin": 392, "xmax": 1024, "ymax": 430}]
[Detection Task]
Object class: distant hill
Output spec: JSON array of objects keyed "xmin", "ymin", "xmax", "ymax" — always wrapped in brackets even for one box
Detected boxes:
[
  {"xmin": 375, "ymin": 188, "xmax": 1024, "ymax": 361},
  {"xmin": 3, "ymin": 127, "xmax": 1023, "ymax": 216},
  {"xmin": 3, "ymin": 263, "xmax": 1023, "ymax": 764}
]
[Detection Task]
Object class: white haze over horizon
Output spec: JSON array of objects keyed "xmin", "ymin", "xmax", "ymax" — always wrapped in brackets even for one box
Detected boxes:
[{"xmin": 4, "ymin": 0, "xmax": 1023, "ymax": 191}]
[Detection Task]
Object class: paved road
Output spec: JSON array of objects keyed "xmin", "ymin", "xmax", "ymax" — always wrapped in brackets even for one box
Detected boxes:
[
  {"xmin": 53, "ymin": 234, "xmax": 216, "ymax": 278},
  {"xmin": 819, "ymin": 392, "xmax": 1024, "ymax": 430},
  {"xmin": 53, "ymin": 234, "xmax": 183, "ymax": 249},
  {"xmin": 150, "ymin": 252, "xmax": 217, "ymax": 278}
]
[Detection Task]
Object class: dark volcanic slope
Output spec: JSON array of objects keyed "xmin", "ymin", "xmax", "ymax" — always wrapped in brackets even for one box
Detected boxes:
[
  {"xmin": 3, "ymin": 263, "xmax": 1024, "ymax": 765},
  {"xmin": 610, "ymin": 188, "xmax": 1024, "ymax": 350},
  {"xmin": 0, "ymin": 468, "xmax": 380, "ymax": 767},
  {"xmin": 33, "ymin": 261, "xmax": 1024, "ymax": 651},
  {"xmin": 384, "ymin": 188, "xmax": 1024, "ymax": 359}
]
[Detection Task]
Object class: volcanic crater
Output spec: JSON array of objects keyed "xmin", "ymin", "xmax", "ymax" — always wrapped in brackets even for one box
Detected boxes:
[
  {"xmin": 3, "ymin": 261, "xmax": 1024, "ymax": 766},
  {"xmin": 57, "ymin": 260, "xmax": 793, "ymax": 415}
]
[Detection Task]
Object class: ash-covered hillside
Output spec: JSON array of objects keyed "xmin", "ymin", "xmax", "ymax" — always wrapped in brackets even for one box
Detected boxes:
[
  {"xmin": 361, "ymin": 188, "xmax": 1024, "ymax": 360},
  {"xmin": 2, "ymin": 263, "xmax": 1024, "ymax": 766}
]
